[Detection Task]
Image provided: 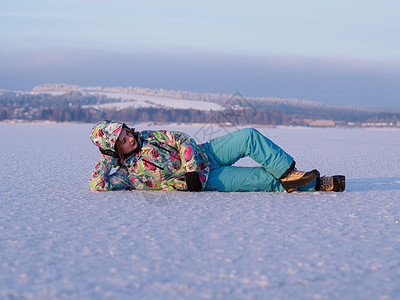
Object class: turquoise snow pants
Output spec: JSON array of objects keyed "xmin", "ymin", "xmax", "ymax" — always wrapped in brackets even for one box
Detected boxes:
[{"xmin": 201, "ymin": 128, "xmax": 316, "ymax": 192}]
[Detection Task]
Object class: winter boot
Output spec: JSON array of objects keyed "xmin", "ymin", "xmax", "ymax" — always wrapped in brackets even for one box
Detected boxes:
[
  {"xmin": 316, "ymin": 175, "xmax": 346, "ymax": 192},
  {"xmin": 280, "ymin": 168, "xmax": 320, "ymax": 193}
]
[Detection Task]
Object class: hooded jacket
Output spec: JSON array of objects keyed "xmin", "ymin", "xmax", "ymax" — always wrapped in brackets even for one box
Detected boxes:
[{"xmin": 89, "ymin": 120, "xmax": 210, "ymax": 191}]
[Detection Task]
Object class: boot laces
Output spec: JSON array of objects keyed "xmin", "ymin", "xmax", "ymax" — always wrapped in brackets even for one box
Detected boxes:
[
  {"xmin": 291, "ymin": 168, "xmax": 305, "ymax": 176},
  {"xmin": 281, "ymin": 168, "xmax": 306, "ymax": 181}
]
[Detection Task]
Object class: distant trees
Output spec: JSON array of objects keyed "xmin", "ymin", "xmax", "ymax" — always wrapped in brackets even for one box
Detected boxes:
[{"xmin": 1, "ymin": 92, "xmax": 399, "ymax": 127}]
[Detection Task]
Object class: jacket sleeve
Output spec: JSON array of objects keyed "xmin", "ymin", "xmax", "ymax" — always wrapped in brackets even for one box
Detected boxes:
[
  {"xmin": 89, "ymin": 155, "xmax": 128, "ymax": 191},
  {"xmin": 149, "ymin": 130, "xmax": 202, "ymax": 173}
]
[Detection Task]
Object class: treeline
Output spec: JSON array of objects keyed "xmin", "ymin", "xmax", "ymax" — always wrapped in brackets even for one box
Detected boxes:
[
  {"xmin": 0, "ymin": 105, "xmax": 291, "ymax": 125},
  {"xmin": 0, "ymin": 92, "xmax": 290, "ymax": 124},
  {"xmin": 1, "ymin": 92, "xmax": 399, "ymax": 126},
  {"xmin": 92, "ymin": 107, "xmax": 291, "ymax": 125}
]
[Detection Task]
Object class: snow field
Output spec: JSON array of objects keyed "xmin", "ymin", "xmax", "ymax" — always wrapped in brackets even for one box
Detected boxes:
[{"xmin": 1, "ymin": 123, "xmax": 400, "ymax": 299}]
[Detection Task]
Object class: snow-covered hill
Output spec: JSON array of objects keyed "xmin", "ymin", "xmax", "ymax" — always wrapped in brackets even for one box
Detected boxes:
[
  {"xmin": 81, "ymin": 92, "xmax": 224, "ymax": 111},
  {"xmin": 1, "ymin": 123, "xmax": 400, "ymax": 299},
  {"xmin": 31, "ymin": 84, "xmax": 225, "ymax": 111}
]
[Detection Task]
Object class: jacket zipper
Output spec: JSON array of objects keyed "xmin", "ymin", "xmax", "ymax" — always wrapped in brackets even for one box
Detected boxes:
[
  {"xmin": 142, "ymin": 158, "xmax": 164, "ymax": 170},
  {"xmin": 150, "ymin": 142, "xmax": 173, "ymax": 154}
]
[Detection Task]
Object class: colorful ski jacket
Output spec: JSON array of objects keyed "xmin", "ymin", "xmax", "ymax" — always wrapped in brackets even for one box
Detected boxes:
[{"xmin": 89, "ymin": 120, "xmax": 210, "ymax": 191}]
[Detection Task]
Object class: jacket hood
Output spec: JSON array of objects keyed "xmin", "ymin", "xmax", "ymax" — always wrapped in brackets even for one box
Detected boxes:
[{"xmin": 90, "ymin": 120, "xmax": 124, "ymax": 151}]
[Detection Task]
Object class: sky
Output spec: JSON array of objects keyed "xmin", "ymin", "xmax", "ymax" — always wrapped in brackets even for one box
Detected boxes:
[{"xmin": 1, "ymin": 0, "xmax": 400, "ymax": 109}]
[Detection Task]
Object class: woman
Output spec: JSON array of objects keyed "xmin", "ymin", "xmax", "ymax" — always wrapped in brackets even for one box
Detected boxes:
[{"xmin": 89, "ymin": 120, "xmax": 345, "ymax": 193}]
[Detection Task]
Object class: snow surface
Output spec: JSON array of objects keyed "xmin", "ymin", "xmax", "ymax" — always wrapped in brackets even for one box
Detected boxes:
[{"xmin": 1, "ymin": 123, "xmax": 400, "ymax": 300}]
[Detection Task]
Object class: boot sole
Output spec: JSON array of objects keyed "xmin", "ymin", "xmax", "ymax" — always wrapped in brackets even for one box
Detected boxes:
[
  {"xmin": 282, "ymin": 169, "xmax": 320, "ymax": 193},
  {"xmin": 332, "ymin": 175, "xmax": 346, "ymax": 192}
]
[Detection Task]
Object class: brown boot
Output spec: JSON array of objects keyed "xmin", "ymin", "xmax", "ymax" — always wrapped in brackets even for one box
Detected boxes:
[
  {"xmin": 316, "ymin": 175, "xmax": 346, "ymax": 192},
  {"xmin": 281, "ymin": 168, "xmax": 320, "ymax": 193}
]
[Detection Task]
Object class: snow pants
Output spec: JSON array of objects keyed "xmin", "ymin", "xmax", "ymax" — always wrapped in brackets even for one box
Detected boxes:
[{"xmin": 201, "ymin": 128, "xmax": 316, "ymax": 192}]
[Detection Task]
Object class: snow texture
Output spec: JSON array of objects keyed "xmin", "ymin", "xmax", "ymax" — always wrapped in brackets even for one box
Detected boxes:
[{"xmin": 1, "ymin": 123, "xmax": 400, "ymax": 300}]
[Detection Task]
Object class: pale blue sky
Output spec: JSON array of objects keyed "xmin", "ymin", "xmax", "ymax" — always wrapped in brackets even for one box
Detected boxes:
[
  {"xmin": 2, "ymin": 0, "xmax": 399, "ymax": 60},
  {"xmin": 1, "ymin": 0, "xmax": 399, "ymax": 108}
]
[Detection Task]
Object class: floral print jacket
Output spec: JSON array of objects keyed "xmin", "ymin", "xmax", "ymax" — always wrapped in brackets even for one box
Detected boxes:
[{"xmin": 89, "ymin": 128, "xmax": 210, "ymax": 191}]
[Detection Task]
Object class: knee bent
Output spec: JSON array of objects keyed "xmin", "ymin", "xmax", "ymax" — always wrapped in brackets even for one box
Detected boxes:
[{"xmin": 241, "ymin": 127, "xmax": 260, "ymax": 137}]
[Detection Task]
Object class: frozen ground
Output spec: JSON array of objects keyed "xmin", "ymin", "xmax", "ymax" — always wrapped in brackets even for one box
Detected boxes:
[{"xmin": 1, "ymin": 123, "xmax": 400, "ymax": 300}]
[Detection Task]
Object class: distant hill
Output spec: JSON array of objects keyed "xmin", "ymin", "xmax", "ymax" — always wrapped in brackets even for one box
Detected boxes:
[{"xmin": 1, "ymin": 83, "xmax": 399, "ymax": 127}]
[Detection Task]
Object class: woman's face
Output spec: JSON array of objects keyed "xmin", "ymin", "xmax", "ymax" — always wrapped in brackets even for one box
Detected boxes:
[{"xmin": 117, "ymin": 128, "xmax": 139, "ymax": 154}]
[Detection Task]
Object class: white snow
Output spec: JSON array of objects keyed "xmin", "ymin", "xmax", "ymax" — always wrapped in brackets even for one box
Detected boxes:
[
  {"xmin": 35, "ymin": 90, "xmax": 225, "ymax": 111},
  {"xmin": 1, "ymin": 123, "xmax": 400, "ymax": 300},
  {"xmin": 84, "ymin": 92, "xmax": 224, "ymax": 111}
]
